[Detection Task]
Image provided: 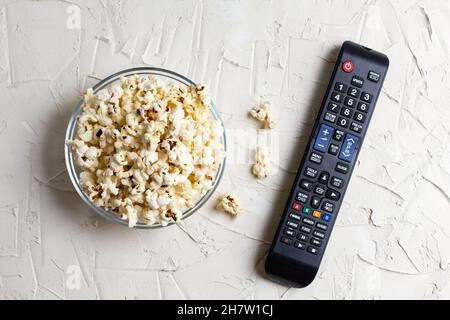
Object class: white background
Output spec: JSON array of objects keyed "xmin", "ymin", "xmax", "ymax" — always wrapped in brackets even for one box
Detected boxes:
[{"xmin": 0, "ymin": 0, "xmax": 450, "ymax": 299}]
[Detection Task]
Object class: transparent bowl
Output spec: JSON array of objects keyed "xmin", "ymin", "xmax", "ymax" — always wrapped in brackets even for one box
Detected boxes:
[{"xmin": 64, "ymin": 67, "xmax": 227, "ymax": 228}]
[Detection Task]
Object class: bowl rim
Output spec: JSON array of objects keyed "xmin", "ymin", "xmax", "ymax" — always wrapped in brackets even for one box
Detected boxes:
[{"xmin": 64, "ymin": 67, "xmax": 227, "ymax": 229}]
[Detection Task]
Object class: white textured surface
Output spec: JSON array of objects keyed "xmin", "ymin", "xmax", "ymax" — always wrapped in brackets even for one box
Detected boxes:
[{"xmin": 0, "ymin": 0, "xmax": 450, "ymax": 300}]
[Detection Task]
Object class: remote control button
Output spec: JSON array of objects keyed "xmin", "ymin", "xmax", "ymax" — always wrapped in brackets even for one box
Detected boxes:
[
  {"xmin": 347, "ymin": 87, "xmax": 360, "ymax": 98},
  {"xmin": 289, "ymin": 212, "xmax": 301, "ymax": 221},
  {"xmin": 300, "ymin": 225, "xmax": 312, "ymax": 234},
  {"xmin": 354, "ymin": 112, "xmax": 366, "ymax": 123},
  {"xmin": 337, "ymin": 117, "xmax": 349, "ymax": 128},
  {"xmin": 361, "ymin": 92, "xmax": 372, "ymax": 103},
  {"xmin": 310, "ymin": 196, "xmax": 320, "ymax": 208},
  {"xmin": 296, "ymin": 191, "xmax": 308, "ymax": 203},
  {"xmin": 327, "ymin": 102, "xmax": 340, "ymax": 113},
  {"xmin": 334, "ymin": 82, "xmax": 347, "ymax": 93},
  {"xmin": 318, "ymin": 171, "xmax": 329, "ymax": 184},
  {"xmin": 324, "ymin": 112, "xmax": 337, "ymax": 124},
  {"xmin": 321, "ymin": 201, "xmax": 334, "ymax": 213},
  {"xmin": 300, "ymin": 180, "xmax": 314, "ymax": 191},
  {"xmin": 344, "ymin": 97, "xmax": 356, "ymax": 108},
  {"xmin": 350, "ymin": 122, "xmax": 363, "ymax": 133},
  {"xmin": 325, "ymin": 189, "xmax": 340, "ymax": 201},
  {"xmin": 328, "ymin": 143, "xmax": 339, "ymax": 156},
  {"xmin": 281, "ymin": 237, "xmax": 292, "ymax": 245},
  {"xmin": 314, "ymin": 185, "xmax": 326, "ymax": 196},
  {"xmin": 304, "ymin": 167, "xmax": 318, "ymax": 179},
  {"xmin": 313, "ymin": 124, "xmax": 334, "ymax": 153},
  {"xmin": 357, "ymin": 102, "xmax": 369, "ymax": 113},
  {"xmin": 351, "ymin": 76, "xmax": 364, "ymax": 88},
  {"xmin": 294, "ymin": 241, "xmax": 306, "ymax": 250},
  {"xmin": 302, "ymin": 207, "xmax": 312, "ymax": 215},
  {"xmin": 313, "ymin": 230, "xmax": 325, "ymax": 239},
  {"xmin": 284, "ymin": 228, "xmax": 295, "ymax": 237},
  {"xmin": 331, "ymin": 176, "xmax": 344, "ymax": 189},
  {"xmin": 331, "ymin": 91, "xmax": 344, "ymax": 103},
  {"xmin": 322, "ymin": 214, "xmax": 332, "ymax": 222},
  {"xmin": 312, "ymin": 210, "xmax": 322, "ymax": 219},
  {"xmin": 292, "ymin": 202, "xmax": 302, "ymax": 211},
  {"xmin": 302, "ymin": 217, "xmax": 315, "ymax": 226},
  {"xmin": 340, "ymin": 107, "xmax": 354, "ymax": 118},
  {"xmin": 310, "ymin": 152, "xmax": 323, "ymax": 164},
  {"xmin": 368, "ymin": 71, "xmax": 380, "ymax": 83},
  {"xmin": 333, "ymin": 130, "xmax": 344, "ymax": 141},
  {"xmin": 339, "ymin": 133, "xmax": 359, "ymax": 163},
  {"xmin": 342, "ymin": 60, "xmax": 354, "ymax": 73},
  {"xmin": 335, "ymin": 162, "xmax": 349, "ymax": 174},
  {"xmin": 307, "ymin": 246, "xmax": 319, "ymax": 255},
  {"xmin": 316, "ymin": 222, "xmax": 328, "ymax": 231},
  {"xmin": 310, "ymin": 238, "xmax": 322, "ymax": 247},
  {"xmin": 287, "ymin": 220, "xmax": 299, "ymax": 229},
  {"xmin": 297, "ymin": 233, "xmax": 309, "ymax": 242}
]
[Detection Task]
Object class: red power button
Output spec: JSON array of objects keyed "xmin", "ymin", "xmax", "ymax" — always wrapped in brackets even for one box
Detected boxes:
[{"xmin": 342, "ymin": 60, "xmax": 354, "ymax": 73}]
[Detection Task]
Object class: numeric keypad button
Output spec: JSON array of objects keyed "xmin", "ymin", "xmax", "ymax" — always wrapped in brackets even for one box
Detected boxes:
[
  {"xmin": 327, "ymin": 102, "xmax": 340, "ymax": 113},
  {"xmin": 347, "ymin": 87, "xmax": 360, "ymax": 98},
  {"xmin": 357, "ymin": 102, "xmax": 369, "ymax": 113},
  {"xmin": 334, "ymin": 82, "xmax": 347, "ymax": 93},
  {"xmin": 337, "ymin": 117, "xmax": 349, "ymax": 128},
  {"xmin": 344, "ymin": 97, "xmax": 356, "ymax": 108},
  {"xmin": 340, "ymin": 107, "xmax": 354, "ymax": 118},
  {"xmin": 331, "ymin": 92, "xmax": 344, "ymax": 103},
  {"xmin": 354, "ymin": 112, "xmax": 366, "ymax": 123},
  {"xmin": 361, "ymin": 92, "xmax": 372, "ymax": 103}
]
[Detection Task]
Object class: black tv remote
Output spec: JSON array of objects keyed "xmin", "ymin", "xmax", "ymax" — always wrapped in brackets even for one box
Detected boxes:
[{"xmin": 265, "ymin": 41, "xmax": 389, "ymax": 287}]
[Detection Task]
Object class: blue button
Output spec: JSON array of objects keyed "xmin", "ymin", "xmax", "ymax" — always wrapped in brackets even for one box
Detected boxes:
[
  {"xmin": 339, "ymin": 133, "xmax": 359, "ymax": 162},
  {"xmin": 313, "ymin": 124, "xmax": 334, "ymax": 153},
  {"xmin": 322, "ymin": 214, "xmax": 331, "ymax": 222}
]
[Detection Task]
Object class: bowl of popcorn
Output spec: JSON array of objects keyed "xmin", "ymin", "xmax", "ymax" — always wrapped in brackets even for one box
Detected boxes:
[{"xmin": 65, "ymin": 67, "xmax": 226, "ymax": 228}]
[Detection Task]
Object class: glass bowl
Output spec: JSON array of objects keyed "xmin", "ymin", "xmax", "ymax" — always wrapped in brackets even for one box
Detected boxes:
[{"xmin": 64, "ymin": 67, "xmax": 227, "ymax": 228}]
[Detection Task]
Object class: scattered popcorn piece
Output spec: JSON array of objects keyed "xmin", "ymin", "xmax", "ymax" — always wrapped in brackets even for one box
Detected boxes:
[
  {"xmin": 249, "ymin": 101, "xmax": 276, "ymax": 129},
  {"xmin": 216, "ymin": 194, "xmax": 242, "ymax": 216},
  {"xmin": 68, "ymin": 75, "xmax": 225, "ymax": 227},
  {"xmin": 252, "ymin": 146, "xmax": 272, "ymax": 179}
]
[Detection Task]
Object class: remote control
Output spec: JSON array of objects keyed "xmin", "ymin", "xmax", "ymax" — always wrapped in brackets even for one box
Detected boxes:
[{"xmin": 265, "ymin": 41, "xmax": 389, "ymax": 287}]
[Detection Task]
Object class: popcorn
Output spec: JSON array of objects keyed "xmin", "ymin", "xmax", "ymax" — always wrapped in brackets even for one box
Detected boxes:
[
  {"xmin": 216, "ymin": 194, "xmax": 242, "ymax": 216},
  {"xmin": 68, "ymin": 75, "xmax": 225, "ymax": 227},
  {"xmin": 250, "ymin": 101, "xmax": 276, "ymax": 129},
  {"xmin": 252, "ymin": 146, "xmax": 272, "ymax": 179}
]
